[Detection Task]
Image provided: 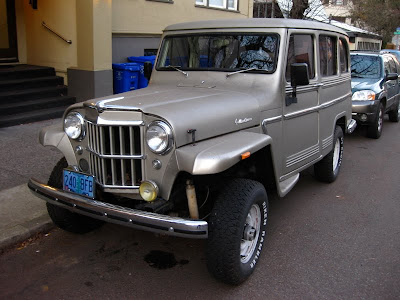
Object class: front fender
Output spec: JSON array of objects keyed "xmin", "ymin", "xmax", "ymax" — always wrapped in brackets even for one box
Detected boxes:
[
  {"xmin": 39, "ymin": 123, "xmax": 77, "ymax": 166},
  {"xmin": 175, "ymin": 131, "xmax": 272, "ymax": 175}
]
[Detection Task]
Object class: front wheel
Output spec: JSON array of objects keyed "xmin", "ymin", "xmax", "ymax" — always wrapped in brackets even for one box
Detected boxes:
[
  {"xmin": 206, "ymin": 179, "xmax": 268, "ymax": 285},
  {"xmin": 314, "ymin": 125, "xmax": 344, "ymax": 183},
  {"xmin": 367, "ymin": 102, "xmax": 384, "ymax": 138}
]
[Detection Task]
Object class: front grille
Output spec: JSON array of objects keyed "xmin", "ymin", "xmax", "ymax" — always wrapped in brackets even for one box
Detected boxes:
[{"xmin": 87, "ymin": 121, "xmax": 144, "ymax": 189}]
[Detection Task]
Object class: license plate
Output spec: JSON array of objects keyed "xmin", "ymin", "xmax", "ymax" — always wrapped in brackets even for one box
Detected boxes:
[{"xmin": 63, "ymin": 169, "xmax": 95, "ymax": 198}]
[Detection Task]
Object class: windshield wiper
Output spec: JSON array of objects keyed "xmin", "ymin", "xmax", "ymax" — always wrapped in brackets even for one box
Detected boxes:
[
  {"xmin": 226, "ymin": 67, "xmax": 258, "ymax": 78},
  {"xmin": 165, "ymin": 65, "xmax": 188, "ymax": 77}
]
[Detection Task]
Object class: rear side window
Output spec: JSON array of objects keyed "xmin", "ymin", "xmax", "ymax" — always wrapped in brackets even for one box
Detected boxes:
[
  {"xmin": 339, "ymin": 38, "xmax": 349, "ymax": 73},
  {"xmin": 387, "ymin": 57, "xmax": 398, "ymax": 74},
  {"xmin": 286, "ymin": 34, "xmax": 315, "ymax": 82},
  {"xmin": 319, "ymin": 35, "xmax": 337, "ymax": 76}
]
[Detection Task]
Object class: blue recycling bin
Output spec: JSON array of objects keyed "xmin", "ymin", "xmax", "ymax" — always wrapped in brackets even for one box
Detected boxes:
[
  {"xmin": 112, "ymin": 63, "xmax": 140, "ymax": 94},
  {"xmin": 127, "ymin": 55, "xmax": 156, "ymax": 89}
]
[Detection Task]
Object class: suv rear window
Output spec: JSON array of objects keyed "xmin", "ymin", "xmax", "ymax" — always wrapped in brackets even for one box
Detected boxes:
[{"xmin": 156, "ymin": 34, "xmax": 279, "ymax": 73}]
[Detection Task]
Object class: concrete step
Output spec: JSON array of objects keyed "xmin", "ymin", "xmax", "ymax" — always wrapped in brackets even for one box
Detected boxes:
[
  {"xmin": 0, "ymin": 96, "xmax": 75, "ymax": 116},
  {"xmin": 0, "ymin": 76, "xmax": 64, "ymax": 92},
  {"xmin": 0, "ymin": 85, "xmax": 68, "ymax": 103},
  {"xmin": 0, "ymin": 106, "xmax": 71, "ymax": 128},
  {"xmin": 0, "ymin": 65, "xmax": 55, "ymax": 81}
]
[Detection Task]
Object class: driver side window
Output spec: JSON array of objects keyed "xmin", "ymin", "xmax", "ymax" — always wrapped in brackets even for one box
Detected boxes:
[{"xmin": 286, "ymin": 34, "xmax": 315, "ymax": 82}]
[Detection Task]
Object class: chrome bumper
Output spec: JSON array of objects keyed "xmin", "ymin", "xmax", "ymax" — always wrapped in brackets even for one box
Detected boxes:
[
  {"xmin": 346, "ymin": 119, "xmax": 357, "ymax": 134},
  {"xmin": 28, "ymin": 178, "xmax": 208, "ymax": 239}
]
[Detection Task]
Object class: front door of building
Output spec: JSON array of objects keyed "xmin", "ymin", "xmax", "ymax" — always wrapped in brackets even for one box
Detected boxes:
[{"xmin": 0, "ymin": 0, "xmax": 18, "ymax": 63}]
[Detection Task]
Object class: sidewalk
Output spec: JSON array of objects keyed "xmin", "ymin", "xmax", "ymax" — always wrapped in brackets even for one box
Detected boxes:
[{"xmin": 0, "ymin": 183, "xmax": 53, "ymax": 251}]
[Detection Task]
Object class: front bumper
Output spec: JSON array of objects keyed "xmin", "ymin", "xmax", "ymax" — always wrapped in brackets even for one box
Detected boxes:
[
  {"xmin": 28, "ymin": 178, "xmax": 208, "ymax": 239},
  {"xmin": 352, "ymin": 100, "xmax": 379, "ymax": 124}
]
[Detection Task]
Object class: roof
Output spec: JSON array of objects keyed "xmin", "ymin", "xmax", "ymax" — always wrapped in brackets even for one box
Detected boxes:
[{"xmin": 164, "ymin": 18, "xmax": 347, "ymax": 35}]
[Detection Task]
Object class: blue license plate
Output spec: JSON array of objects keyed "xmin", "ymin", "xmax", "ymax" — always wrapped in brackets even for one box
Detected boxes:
[{"xmin": 63, "ymin": 169, "xmax": 95, "ymax": 198}]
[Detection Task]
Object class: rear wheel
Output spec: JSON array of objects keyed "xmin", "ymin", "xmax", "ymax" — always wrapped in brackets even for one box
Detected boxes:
[
  {"xmin": 367, "ymin": 102, "xmax": 384, "ymax": 138},
  {"xmin": 206, "ymin": 179, "xmax": 268, "ymax": 285},
  {"xmin": 46, "ymin": 158, "xmax": 104, "ymax": 234},
  {"xmin": 314, "ymin": 125, "xmax": 344, "ymax": 183},
  {"xmin": 388, "ymin": 100, "xmax": 400, "ymax": 122}
]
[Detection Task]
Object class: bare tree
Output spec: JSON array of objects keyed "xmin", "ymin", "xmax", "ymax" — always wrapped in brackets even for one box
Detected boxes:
[
  {"xmin": 254, "ymin": 0, "xmax": 329, "ymax": 20},
  {"xmin": 290, "ymin": 0, "xmax": 310, "ymax": 18},
  {"xmin": 350, "ymin": 0, "xmax": 400, "ymax": 45}
]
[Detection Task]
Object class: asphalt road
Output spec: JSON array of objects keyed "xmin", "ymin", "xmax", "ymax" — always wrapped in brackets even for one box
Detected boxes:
[{"xmin": 0, "ymin": 117, "xmax": 399, "ymax": 299}]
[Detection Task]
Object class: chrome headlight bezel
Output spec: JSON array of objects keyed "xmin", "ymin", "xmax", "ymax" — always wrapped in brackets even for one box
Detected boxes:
[
  {"xmin": 64, "ymin": 111, "xmax": 86, "ymax": 140},
  {"xmin": 146, "ymin": 121, "xmax": 174, "ymax": 155},
  {"xmin": 352, "ymin": 90, "xmax": 376, "ymax": 101}
]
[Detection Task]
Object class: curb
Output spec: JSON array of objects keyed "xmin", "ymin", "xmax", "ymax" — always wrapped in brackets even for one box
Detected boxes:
[{"xmin": 0, "ymin": 184, "xmax": 54, "ymax": 252}]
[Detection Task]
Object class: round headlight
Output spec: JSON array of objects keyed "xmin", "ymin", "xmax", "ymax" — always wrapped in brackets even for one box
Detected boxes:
[
  {"xmin": 64, "ymin": 112, "xmax": 85, "ymax": 140},
  {"xmin": 146, "ymin": 121, "xmax": 173, "ymax": 154}
]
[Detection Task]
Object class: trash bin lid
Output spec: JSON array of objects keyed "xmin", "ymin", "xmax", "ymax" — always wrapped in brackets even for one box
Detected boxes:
[
  {"xmin": 127, "ymin": 55, "xmax": 156, "ymax": 64},
  {"xmin": 112, "ymin": 63, "xmax": 141, "ymax": 71}
]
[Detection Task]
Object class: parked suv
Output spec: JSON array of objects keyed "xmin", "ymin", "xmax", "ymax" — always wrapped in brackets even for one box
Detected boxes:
[
  {"xmin": 29, "ymin": 19, "xmax": 356, "ymax": 285},
  {"xmin": 351, "ymin": 52, "xmax": 400, "ymax": 138}
]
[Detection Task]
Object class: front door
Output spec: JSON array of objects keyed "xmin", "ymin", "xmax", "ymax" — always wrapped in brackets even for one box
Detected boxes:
[
  {"xmin": 0, "ymin": 0, "xmax": 18, "ymax": 62},
  {"xmin": 282, "ymin": 31, "xmax": 320, "ymax": 176}
]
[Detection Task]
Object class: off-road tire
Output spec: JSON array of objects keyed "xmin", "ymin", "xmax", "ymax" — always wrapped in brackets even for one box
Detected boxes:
[
  {"xmin": 388, "ymin": 100, "xmax": 400, "ymax": 122},
  {"xmin": 46, "ymin": 158, "xmax": 104, "ymax": 234},
  {"xmin": 367, "ymin": 102, "xmax": 384, "ymax": 139},
  {"xmin": 314, "ymin": 125, "xmax": 344, "ymax": 183},
  {"xmin": 206, "ymin": 179, "xmax": 268, "ymax": 285}
]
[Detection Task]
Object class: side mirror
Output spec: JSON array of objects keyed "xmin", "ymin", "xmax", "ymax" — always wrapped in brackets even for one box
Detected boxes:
[
  {"xmin": 286, "ymin": 63, "xmax": 310, "ymax": 106},
  {"xmin": 144, "ymin": 61, "xmax": 153, "ymax": 82},
  {"xmin": 386, "ymin": 73, "xmax": 398, "ymax": 81},
  {"xmin": 291, "ymin": 63, "xmax": 310, "ymax": 87}
]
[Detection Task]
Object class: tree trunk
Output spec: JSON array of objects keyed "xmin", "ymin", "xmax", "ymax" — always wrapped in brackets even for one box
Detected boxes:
[{"xmin": 289, "ymin": 0, "xmax": 309, "ymax": 19}]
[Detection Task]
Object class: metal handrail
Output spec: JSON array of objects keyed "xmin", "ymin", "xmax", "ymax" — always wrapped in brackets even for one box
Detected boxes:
[{"xmin": 41, "ymin": 21, "xmax": 72, "ymax": 44}]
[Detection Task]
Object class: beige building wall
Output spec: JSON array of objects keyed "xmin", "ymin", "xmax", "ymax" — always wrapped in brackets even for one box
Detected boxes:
[
  {"xmin": 18, "ymin": 0, "xmax": 78, "ymax": 80},
  {"xmin": 0, "ymin": 0, "xmax": 9, "ymax": 48},
  {"xmin": 112, "ymin": 0, "xmax": 253, "ymax": 35}
]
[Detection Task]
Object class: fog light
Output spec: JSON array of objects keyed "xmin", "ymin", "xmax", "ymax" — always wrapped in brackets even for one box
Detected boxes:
[
  {"xmin": 360, "ymin": 114, "xmax": 368, "ymax": 122},
  {"xmin": 139, "ymin": 180, "xmax": 159, "ymax": 202}
]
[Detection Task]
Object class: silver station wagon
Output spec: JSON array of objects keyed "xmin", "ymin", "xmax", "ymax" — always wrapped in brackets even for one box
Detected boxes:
[{"xmin": 29, "ymin": 19, "xmax": 356, "ymax": 285}]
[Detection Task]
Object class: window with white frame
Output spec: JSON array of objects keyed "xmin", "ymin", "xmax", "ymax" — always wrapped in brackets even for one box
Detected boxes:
[{"xmin": 196, "ymin": 0, "xmax": 238, "ymax": 10}]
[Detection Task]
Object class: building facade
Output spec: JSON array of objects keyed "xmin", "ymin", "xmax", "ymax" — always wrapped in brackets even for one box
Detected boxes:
[{"xmin": 1, "ymin": 0, "xmax": 253, "ymax": 101}]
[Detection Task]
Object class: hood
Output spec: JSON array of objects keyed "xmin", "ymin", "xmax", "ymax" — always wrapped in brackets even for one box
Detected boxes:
[
  {"xmin": 351, "ymin": 78, "xmax": 382, "ymax": 93},
  {"xmin": 86, "ymin": 86, "xmax": 261, "ymax": 147}
]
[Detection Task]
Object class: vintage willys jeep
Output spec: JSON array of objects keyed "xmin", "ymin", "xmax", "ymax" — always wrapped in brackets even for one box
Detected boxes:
[{"xmin": 29, "ymin": 19, "xmax": 356, "ymax": 284}]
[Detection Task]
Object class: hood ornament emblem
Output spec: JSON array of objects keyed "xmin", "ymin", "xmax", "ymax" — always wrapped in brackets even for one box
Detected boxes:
[{"xmin": 235, "ymin": 117, "xmax": 253, "ymax": 125}]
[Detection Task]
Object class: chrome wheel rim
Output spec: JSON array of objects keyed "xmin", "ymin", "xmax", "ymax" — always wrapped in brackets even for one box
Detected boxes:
[
  {"xmin": 241, "ymin": 204, "xmax": 261, "ymax": 264},
  {"xmin": 332, "ymin": 137, "xmax": 341, "ymax": 171},
  {"xmin": 397, "ymin": 104, "xmax": 400, "ymax": 119}
]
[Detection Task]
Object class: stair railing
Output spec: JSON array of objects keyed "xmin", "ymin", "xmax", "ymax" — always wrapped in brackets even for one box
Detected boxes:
[{"xmin": 41, "ymin": 21, "xmax": 72, "ymax": 44}]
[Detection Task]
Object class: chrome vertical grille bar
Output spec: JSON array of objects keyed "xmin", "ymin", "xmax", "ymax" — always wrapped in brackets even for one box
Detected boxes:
[
  {"xmin": 119, "ymin": 126, "xmax": 126, "ymax": 186},
  {"xmin": 99, "ymin": 127, "xmax": 107, "ymax": 185},
  {"xmin": 129, "ymin": 127, "xmax": 135, "ymax": 186},
  {"xmin": 110, "ymin": 127, "xmax": 116, "ymax": 185}
]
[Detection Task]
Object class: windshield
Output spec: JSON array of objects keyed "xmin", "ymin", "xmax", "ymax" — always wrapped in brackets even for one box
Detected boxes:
[
  {"xmin": 156, "ymin": 34, "xmax": 279, "ymax": 73},
  {"xmin": 351, "ymin": 55, "xmax": 381, "ymax": 79}
]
